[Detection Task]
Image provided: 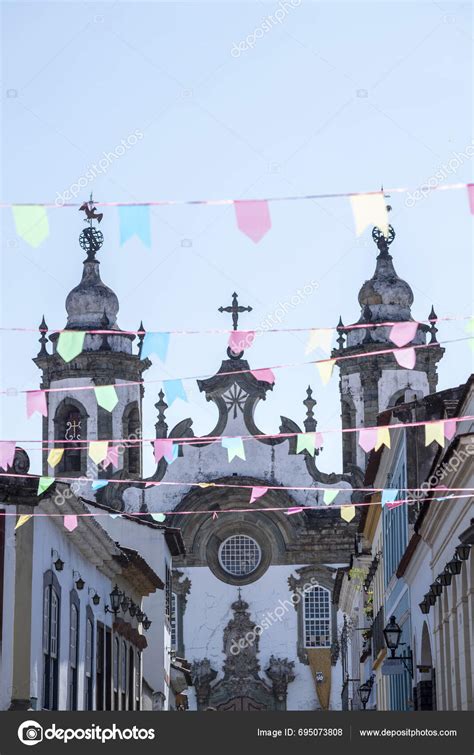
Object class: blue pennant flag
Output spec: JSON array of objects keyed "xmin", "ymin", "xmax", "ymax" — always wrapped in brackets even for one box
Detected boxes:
[
  {"xmin": 92, "ymin": 480, "xmax": 109, "ymax": 491},
  {"xmin": 141, "ymin": 332, "xmax": 170, "ymax": 362},
  {"xmin": 164, "ymin": 379, "xmax": 187, "ymax": 406},
  {"xmin": 118, "ymin": 205, "xmax": 151, "ymax": 247},
  {"xmin": 381, "ymin": 488, "xmax": 399, "ymax": 507}
]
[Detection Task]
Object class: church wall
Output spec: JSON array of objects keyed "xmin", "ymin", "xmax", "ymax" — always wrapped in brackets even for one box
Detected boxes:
[{"xmin": 377, "ymin": 370, "xmax": 429, "ymax": 413}]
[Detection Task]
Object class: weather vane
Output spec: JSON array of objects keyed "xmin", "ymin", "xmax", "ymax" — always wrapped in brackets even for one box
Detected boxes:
[
  {"xmin": 79, "ymin": 192, "xmax": 104, "ymax": 260},
  {"xmin": 372, "ymin": 185, "xmax": 395, "ymax": 255}
]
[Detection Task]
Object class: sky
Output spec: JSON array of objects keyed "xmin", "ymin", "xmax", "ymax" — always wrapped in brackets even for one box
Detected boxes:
[{"xmin": 1, "ymin": 0, "xmax": 473, "ymax": 477}]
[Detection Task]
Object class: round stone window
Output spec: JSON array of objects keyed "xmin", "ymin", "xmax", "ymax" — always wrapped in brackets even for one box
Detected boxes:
[{"xmin": 218, "ymin": 535, "xmax": 262, "ymax": 577}]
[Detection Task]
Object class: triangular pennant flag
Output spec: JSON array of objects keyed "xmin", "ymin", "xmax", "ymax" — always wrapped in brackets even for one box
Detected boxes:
[
  {"xmin": 88, "ymin": 441, "xmax": 109, "ymax": 464},
  {"xmin": 314, "ymin": 432, "xmax": 324, "ymax": 450},
  {"xmin": 26, "ymin": 390, "xmax": 47, "ymax": 419},
  {"xmin": 381, "ymin": 488, "xmax": 399, "ymax": 507},
  {"xmin": 305, "ymin": 329, "xmax": 333, "ymax": 356},
  {"xmin": 154, "ymin": 439, "xmax": 178, "ymax": 464},
  {"xmin": 57, "ymin": 331, "xmax": 85, "ymax": 363},
  {"xmin": 0, "ymin": 441, "xmax": 16, "ymax": 470},
  {"xmin": 198, "ymin": 482, "xmax": 214, "ymax": 488},
  {"xmin": 94, "ymin": 385, "xmax": 118, "ymax": 412},
  {"xmin": 467, "ymin": 183, "xmax": 474, "ymax": 214},
  {"xmin": 229, "ymin": 330, "xmax": 255, "ymax": 353},
  {"xmin": 394, "ymin": 347, "xmax": 416, "ymax": 369},
  {"xmin": 389, "ymin": 321, "xmax": 418, "ymax": 347},
  {"xmin": 151, "ymin": 512, "xmax": 166, "ymax": 523},
  {"xmin": 109, "ymin": 514, "xmax": 121, "ymax": 519},
  {"xmin": 221, "ymin": 437, "xmax": 246, "ymax": 462},
  {"xmin": 104, "ymin": 446, "xmax": 120, "ymax": 468},
  {"xmin": 250, "ymin": 486, "xmax": 268, "ymax": 504},
  {"xmin": 12, "ymin": 205, "xmax": 49, "ymax": 247},
  {"xmin": 38, "ymin": 476, "xmax": 55, "ymax": 495},
  {"xmin": 340, "ymin": 505, "xmax": 356, "ymax": 522},
  {"xmin": 92, "ymin": 480, "xmax": 109, "ymax": 490},
  {"xmin": 316, "ymin": 359, "xmax": 335, "ymax": 385},
  {"xmin": 163, "ymin": 379, "xmax": 187, "ymax": 406},
  {"xmin": 444, "ymin": 419, "xmax": 457, "ymax": 441},
  {"xmin": 286, "ymin": 507, "xmax": 304, "ymax": 515},
  {"xmin": 350, "ymin": 193, "xmax": 389, "ymax": 237},
  {"xmin": 296, "ymin": 433, "xmax": 316, "ymax": 456},
  {"xmin": 425, "ymin": 421, "xmax": 445, "ymax": 447},
  {"xmin": 64, "ymin": 514, "xmax": 78, "ymax": 532},
  {"xmin": 212, "ymin": 511, "xmax": 219, "ymax": 520},
  {"xmin": 47, "ymin": 448, "xmax": 64, "ymax": 468},
  {"xmin": 141, "ymin": 332, "xmax": 170, "ymax": 362},
  {"xmin": 375, "ymin": 426, "xmax": 391, "ymax": 451},
  {"xmin": 323, "ymin": 489, "xmax": 339, "ymax": 506},
  {"xmin": 250, "ymin": 368, "xmax": 275, "ymax": 384},
  {"xmin": 234, "ymin": 200, "xmax": 271, "ymax": 243},
  {"xmin": 358, "ymin": 427, "xmax": 377, "ymax": 453},
  {"xmin": 15, "ymin": 514, "xmax": 32, "ymax": 530},
  {"xmin": 118, "ymin": 205, "xmax": 151, "ymax": 247}
]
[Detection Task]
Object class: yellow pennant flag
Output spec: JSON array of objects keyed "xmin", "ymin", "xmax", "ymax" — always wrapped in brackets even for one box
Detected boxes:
[
  {"xmin": 12, "ymin": 205, "xmax": 49, "ymax": 248},
  {"xmin": 88, "ymin": 441, "xmax": 109, "ymax": 464},
  {"xmin": 15, "ymin": 514, "xmax": 32, "ymax": 530},
  {"xmin": 340, "ymin": 505, "xmax": 356, "ymax": 523},
  {"xmin": 350, "ymin": 193, "xmax": 388, "ymax": 237},
  {"xmin": 305, "ymin": 329, "xmax": 333, "ymax": 356},
  {"xmin": 316, "ymin": 359, "xmax": 335, "ymax": 386},
  {"xmin": 375, "ymin": 426, "xmax": 391, "ymax": 451},
  {"xmin": 198, "ymin": 482, "xmax": 214, "ymax": 488},
  {"xmin": 425, "ymin": 421, "xmax": 445, "ymax": 447},
  {"xmin": 47, "ymin": 448, "xmax": 64, "ymax": 468}
]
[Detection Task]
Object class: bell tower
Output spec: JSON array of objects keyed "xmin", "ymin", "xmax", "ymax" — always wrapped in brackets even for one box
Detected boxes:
[{"xmin": 34, "ymin": 198, "xmax": 150, "ymax": 487}]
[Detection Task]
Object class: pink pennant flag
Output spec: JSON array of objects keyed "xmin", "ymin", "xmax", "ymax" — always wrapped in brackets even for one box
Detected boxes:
[
  {"xmin": 389, "ymin": 321, "xmax": 418, "ymax": 347},
  {"xmin": 250, "ymin": 368, "xmax": 275, "ymax": 384},
  {"xmin": 467, "ymin": 183, "xmax": 474, "ymax": 214},
  {"xmin": 229, "ymin": 330, "xmax": 255, "ymax": 353},
  {"xmin": 154, "ymin": 439, "xmax": 175, "ymax": 463},
  {"xmin": 26, "ymin": 390, "xmax": 47, "ymax": 419},
  {"xmin": 103, "ymin": 445, "xmax": 120, "ymax": 468},
  {"xmin": 212, "ymin": 511, "xmax": 219, "ymax": 520},
  {"xmin": 286, "ymin": 507, "xmax": 304, "ymax": 515},
  {"xmin": 358, "ymin": 427, "xmax": 377, "ymax": 453},
  {"xmin": 64, "ymin": 514, "xmax": 78, "ymax": 532},
  {"xmin": 314, "ymin": 432, "xmax": 324, "ymax": 450},
  {"xmin": 234, "ymin": 200, "xmax": 272, "ymax": 243},
  {"xmin": 250, "ymin": 486, "xmax": 268, "ymax": 504},
  {"xmin": 394, "ymin": 347, "xmax": 416, "ymax": 369},
  {"xmin": 0, "ymin": 441, "xmax": 16, "ymax": 470},
  {"xmin": 444, "ymin": 419, "xmax": 457, "ymax": 440}
]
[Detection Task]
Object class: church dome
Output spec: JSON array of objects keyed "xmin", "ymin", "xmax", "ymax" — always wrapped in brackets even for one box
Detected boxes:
[{"xmin": 65, "ymin": 258, "xmax": 120, "ymax": 329}]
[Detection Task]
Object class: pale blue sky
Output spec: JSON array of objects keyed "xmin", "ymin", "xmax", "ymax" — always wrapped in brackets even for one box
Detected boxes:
[{"xmin": 1, "ymin": 0, "xmax": 472, "ymax": 476}]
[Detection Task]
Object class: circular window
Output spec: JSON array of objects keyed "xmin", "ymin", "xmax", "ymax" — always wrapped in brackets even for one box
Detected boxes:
[{"xmin": 218, "ymin": 535, "xmax": 262, "ymax": 577}]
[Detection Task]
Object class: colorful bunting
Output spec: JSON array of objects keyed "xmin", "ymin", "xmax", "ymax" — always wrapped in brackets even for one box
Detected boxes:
[
  {"xmin": 389, "ymin": 321, "xmax": 418, "ymax": 348},
  {"xmin": 250, "ymin": 368, "xmax": 275, "ymax": 384},
  {"xmin": 150, "ymin": 512, "xmax": 166, "ymax": 523},
  {"xmin": 285, "ymin": 507, "xmax": 304, "ymax": 515},
  {"xmin": 0, "ymin": 441, "xmax": 16, "ymax": 470},
  {"xmin": 316, "ymin": 359, "xmax": 335, "ymax": 385},
  {"xmin": 141, "ymin": 332, "xmax": 170, "ymax": 362},
  {"xmin": 305, "ymin": 329, "xmax": 333, "ymax": 355},
  {"xmin": 92, "ymin": 480, "xmax": 109, "ymax": 490},
  {"xmin": 467, "ymin": 183, "xmax": 474, "ymax": 214},
  {"xmin": 296, "ymin": 433, "xmax": 317, "ymax": 456},
  {"xmin": 250, "ymin": 486, "xmax": 268, "ymax": 504},
  {"xmin": 88, "ymin": 441, "xmax": 109, "ymax": 464},
  {"xmin": 234, "ymin": 200, "xmax": 271, "ymax": 243},
  {"xmin": 64, "ymin": 514, "xmax": 78, "ymax": 532},
  {"xmin": 163, "ymin": 379, "xmax": 187, "ymax": 405},
  {"xmin": 350, "ymin": 193, "xmax": 388, "ymax": 237},
  {"xmin": 118, "ymin": 205, "xmax": 151, "ymax": 247},
  {"xmin": 340, "ymin": 505, "xmax": 356, "ymax": 522},
  {"xmin": 381, "ymin": 489, "xmax": 398, "ymax": 507},
  {"xmin": 444, "ymin": 419, "xmax": 457, "ymax": 441},
  {"xmin": 221, "ymin": 437, "xmax": 246, "ymax": 462},
  {"xmin": 12, "ymin": 205, "xmax": 49, "ymax": 247},
  {"xmin": 198, "ymin": 482, "xmax": 215, "ymax": 488},
  {"xmin": 153, "ymin": 439, "xmax": 178, "ymax": 464},
  {"xmin": 47, "ymin": 448, "xmax": 64, "ymax": 468},
  {"xmin": 323, "ymin": 489, "xmax": 339, "ymax": 505},
  {"xmin": 375, "ymin": 426, "xmax": 391, "ymax": 451},
  {"xmin": 393, "ymin": 347, "xmax": 416, "ymax": 369},
  {"xmin": 229, "ymin": 330, "xmax": 255, "ymax": 353},
  {"xmin": 109, "ymin": 513, "xmax": 121, "ymax": 519},
  {"xmin": 26, "ymin": 390, "xmax": 47, "ymax": 419},
  {"xmin": 15, "ymin": 514, "xmax": 32, "ymax": 529},
  {"xmin": 38, "ymin": 476, "xmax": 55, "ymax": 495},
  {"xmin": 425, "ymin": 421, "xmax": 445, "ymax": 448},
  {"xmin": 358, "ymin": 427, "xmax": 377, "ymax": 453},
  {"xmin": 57, "ymin": 331, "xmax": 85, "ymax": 363},
  {"xmin": 103, "ymin": 446, "xmax": 120, "ymax": 468},
  {"xmin": 94, "ymin": 385, "xmax": 118, "ymax": 412}
]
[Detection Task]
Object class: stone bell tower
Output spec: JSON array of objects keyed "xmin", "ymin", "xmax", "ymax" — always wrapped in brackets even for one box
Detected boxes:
[
  {"xmin": 333, "ymin": 204, "xmax": 444, "ymax": 473},
  {"xmin": 34, "ymin": 198, "xmax": 150, "ymax": 485}
]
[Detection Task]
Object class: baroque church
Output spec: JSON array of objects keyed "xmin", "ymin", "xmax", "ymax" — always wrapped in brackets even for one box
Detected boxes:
[{"xmin": 29, "ymin": 208, "xmax": 442, "ymax": 711}]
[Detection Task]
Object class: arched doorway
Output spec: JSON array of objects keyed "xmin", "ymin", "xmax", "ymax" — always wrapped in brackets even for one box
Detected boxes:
[{"xmin": 416, "ymin": 621, "xmax": 436, "ymax": 710}]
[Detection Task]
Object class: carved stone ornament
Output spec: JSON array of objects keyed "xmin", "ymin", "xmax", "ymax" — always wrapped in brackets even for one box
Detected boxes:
[
  {"xmin": 190, "ymin": 659, "xmax": 217, "ymax": 708},
  {"xmin": 265, "ymin": 655, "xmax": 295, "ymax": 702}
]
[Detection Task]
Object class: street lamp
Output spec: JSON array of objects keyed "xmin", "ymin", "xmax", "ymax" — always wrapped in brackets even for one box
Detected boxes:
[
  {"xmin": 105, "ymin": 585, "xmax": 122, "ymax": 616},
  {"xmin": 438, "ymin": 568, "xmax": 452, "ymax": 587},
  {"xmin": 430, "ymin": 578, "xmax": 442, "ymax": 597},
  {"xmin": 73, "ymin": 571, "xmax": 85, "ymax": 591},
  {"xmin": 446, "ymin": 553, "xmax": 462, "ymax": 576},
  {"xmin": 128, "ymin": 602, "xmax": 138, "ymax": 618},
  {"xmin": 455, "ymin": 544, "xmax": 471, "ymax": 561},
  {"xmin": 383, "ymin": 616, "xmax": 402, "ymax": 657},
  {"xmin": 120, "ymin": 594, "xmax": 131, "ymax": 613},
  {"xmin": 358, "ymin": 675, "xmax": 374, "ymax": 710},
  {"xmin": 419, "ymin": 599, "xmax": 430, "ymax": 615},
  {"xmin": 51, "ymin": 549, "xmax": 64, "ymax": 572}
]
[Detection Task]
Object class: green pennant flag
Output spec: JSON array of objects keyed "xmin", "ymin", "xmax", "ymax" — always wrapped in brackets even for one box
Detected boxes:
[
  {"xmin": 12, "ymin": 205, "xmax": 49, "ymax": 248},
  {"xmin": 94, "ymin": 385, "xmax": 118, "ymax": 412},
  {"xmin": 57, "ymin": 331, "xmax": 86, "ymax": 362},
  {"xmin": 296, "ymin": 433, "xmax": 316, "ymax": 455},
  {"xmin": 38, "ymin": 476, "xmax": 55, "ymax": 495},
  {"xmin": 323, "ymin": 489, "xmax": 339, "ymax": 505},
  {"xmin": 151, "ymin": 513, "xmax": 166, "ymax": 523}
]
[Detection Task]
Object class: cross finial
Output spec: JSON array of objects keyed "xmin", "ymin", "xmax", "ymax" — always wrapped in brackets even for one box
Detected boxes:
[{"xmin": 218, "ymin": 292, "xmax": 252, "ymax": 331}]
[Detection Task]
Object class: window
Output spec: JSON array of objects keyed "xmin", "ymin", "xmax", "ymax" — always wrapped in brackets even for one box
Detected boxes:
[
  {"xmin": 113, "ymin": 637, "xmax": 119, "ymax": 710},
  {"xmin": 218, "ymin": 535, "xmax": 261, "ymax": 577},
  {"xmin": 43, "ymin": 572, "xmax": 60, "ymax": 710},
  {"xmin": 121, "ymin": 640, "xmax": 127, "ymax": 710},
  {"xmin": 123, "ymin": 403, "xmax": 141, "ymax": 475},
  {"xmin": 171, "ymin": 592, "xmax": 178, "ymax": 650},
  {"xmin": 165, "ymin": 563, "xmax": 172, "ymax": 623},
  {"xmin": 304, "ymin": 586, "xmax": 331, "ymax": 648},
  {"xmin": 135, "ymin": 650, "xmax": 141, "ymax": 710},
  {"xmin": 96, "ymin": 622, "xmax": 105, "ymax": 710},
  {"xmin": 85, "ymin": 612, "xmax": 94, "ymax": 710},
  {"xmin": 128, "ymin": 646, "xmax": 134, "ymax": 711},
  {"xmin": 54, "ymin": 399, "xmax": 87, "ymax": 474},
  {"xmin": 383, "ymin": 442, "xmax": 408, "ymax": 584},
  {"xmin": 68, "ymin": 593, "xmax": 80, "ymax": 710}
]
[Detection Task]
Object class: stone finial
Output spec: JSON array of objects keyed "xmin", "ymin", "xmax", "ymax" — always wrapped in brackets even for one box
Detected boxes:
[
  {"xmin": 37, "ymin": 315, "xmax": 49, "ymax": 357},
  {"xmin": 99, "ymin": 309, "xmax": 111, "ymax": 351},
  {"xmin": 336, "ymin": 316, "xmax": 346, "ymax": 350},
  {"xmin": 137, "ymin": 321, "xmax": 146, "ymax": 357},
  {"xmin": 428, "ymin": 305, "xmax": 438, "ymax": 343},
  {"xmin": 155, "ymin": 389, "xmax": 168, "ymax": 438},
  {"xmin": 303, "ymin": 385, "xmax": 317, "ymax": 432}
]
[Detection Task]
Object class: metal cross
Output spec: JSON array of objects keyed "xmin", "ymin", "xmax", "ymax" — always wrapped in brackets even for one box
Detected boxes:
[{"xmin": 218, "ymin": 292, "xmax": 252, "ymax": 331}]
